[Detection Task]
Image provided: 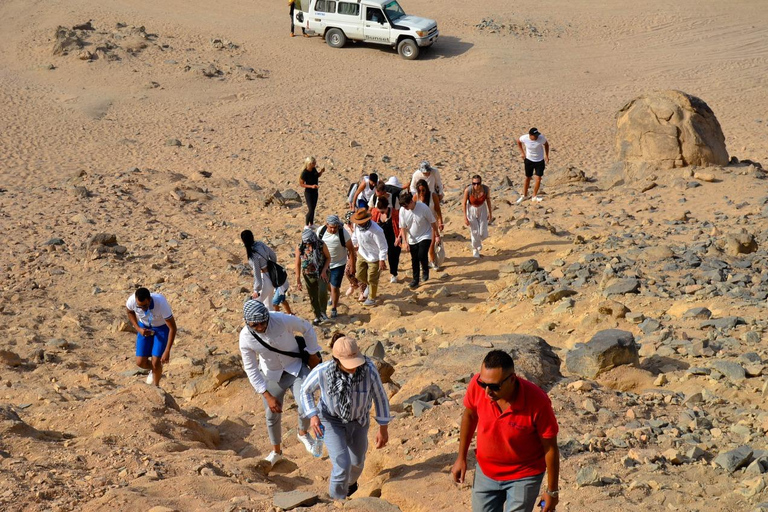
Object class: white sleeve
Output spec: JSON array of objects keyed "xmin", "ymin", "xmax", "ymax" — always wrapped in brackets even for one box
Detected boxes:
[
  {"xmin": 156, "ymin": 295, "xmax": 173, "ymax": 319},
  {"xmin": 351, "ymin": 227, "xmax": 359, "ymax": 248},
  {"xmin": 409, "ymin": 172, "xmax": 418, "ymax": 194},
  {"xmin": 125, "ymin": 295, "xmax": 135, "ymax": 311},
  {"xmin": 425, "ymin": 206, "xmax": 436, "ymax": 224},
  {"xmin": 435, "ymin": 170, "xmax": 444, "ymax": 197},
  {"xmin": 239, "ymin": 329, "xmax": 267, "ymax": 394},
  {"xmin": 374, "ymin": 227, "xmax": 388, "ymax": 261},
  {"xmin": 283, "ymin": 314, "xmax": 320, "ymax": 354}
]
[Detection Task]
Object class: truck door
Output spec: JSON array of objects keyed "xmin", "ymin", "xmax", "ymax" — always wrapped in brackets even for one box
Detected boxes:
[{"xmin": 363, "ymin": 7, "xmax": 391, "ymax": 44}]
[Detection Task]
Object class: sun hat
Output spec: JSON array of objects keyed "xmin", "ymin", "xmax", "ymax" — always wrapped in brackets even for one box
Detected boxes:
[
  {"xmin": 386, "ymin": 176, "xmax": 402, "ymax": 188},
  {"xmin": 332, "ymin": 336, "xmax": 366, "ymax": 368},
  {"xmin": 418, "ymin": 161, "xmax": 434, "ymax": 173},
  {"xmin": 351, "ymin": 208, "xmax": 372, "ymax": 224}
]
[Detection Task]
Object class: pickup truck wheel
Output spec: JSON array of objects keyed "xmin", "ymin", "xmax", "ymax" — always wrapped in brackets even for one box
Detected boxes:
[
  {"xmin": 325, "ymin": 28, "xmax": 346, "ymax": 48},
  {"xmin": 397, "ymin": 39, "xmax": 419, "ymax": 60}
]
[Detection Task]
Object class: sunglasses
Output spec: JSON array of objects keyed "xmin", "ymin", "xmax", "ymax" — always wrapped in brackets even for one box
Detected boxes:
[
  {"xmin": 472, "ymin": 182, "xmax": 481, "ymax": 186},
  {"xmin": 477, "ymin": 372, "xmax": 514, "ymax": 392},
  {"xmin": 247, "ymin": 320, "xmax": 268, "ymax": 328}
]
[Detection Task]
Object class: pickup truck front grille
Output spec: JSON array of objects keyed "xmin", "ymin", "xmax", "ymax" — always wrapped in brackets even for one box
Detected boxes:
[{"xmin": 427, "ymin": 26, "xmax": 438, "ymax": 37}]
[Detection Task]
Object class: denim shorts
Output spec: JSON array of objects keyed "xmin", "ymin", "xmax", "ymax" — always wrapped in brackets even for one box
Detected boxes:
[{"xmin": 329, "ymin": 266, "xmax": 345, "ymax": 288}]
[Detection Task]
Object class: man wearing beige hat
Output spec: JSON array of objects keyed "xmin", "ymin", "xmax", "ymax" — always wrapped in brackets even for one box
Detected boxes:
[
  {"xmin": 300, "ymin": 336, "xmax": 391, "ymax": 500},
  {"xmin": 350, "ymin": 208, "xmax": 388, "ymax": 307}
]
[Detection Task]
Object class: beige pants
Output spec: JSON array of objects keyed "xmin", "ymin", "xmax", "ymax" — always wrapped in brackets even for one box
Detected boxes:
[{"xmin": 355, "ymin": 258, "xmax": 380, "ymax": 299}]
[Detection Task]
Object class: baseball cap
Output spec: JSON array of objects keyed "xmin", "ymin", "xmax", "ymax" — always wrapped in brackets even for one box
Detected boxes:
[
  {"xmin": 332, "ymin": 336, "xmax": 366, "ymax": 369},
  {"xmin": 529, "ymin": 128, "xmax": 540, "ymax": 136}
]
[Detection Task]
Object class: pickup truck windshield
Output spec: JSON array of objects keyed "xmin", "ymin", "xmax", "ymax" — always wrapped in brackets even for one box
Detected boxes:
[{"xmin": 383, "ymin": 1, "xmax": 406, "ymax": 22}]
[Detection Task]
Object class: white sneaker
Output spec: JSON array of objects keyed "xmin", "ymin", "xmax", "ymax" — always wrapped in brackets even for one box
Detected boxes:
[
  {"xmin": 516, "ymin": 196, "xmax": 527, "ymax": 204},
  {"xmin": 473, "ymin": 250, "xmax": 480, "ymax": 258},
  {"xmin": 264, "ymin": 450, "xmax": 285, "ymax": 466},
  {"xmin": 146, "ymin": 371, "xmax": 154, "ymax": 385},
  {"xmin": 363, "ymin": 298, "xmax": 376, "ymax": 307},
  {"xmin": 363, "ymin": 287, "xmax": 369, "ymax": 298},
  {"xmin": 429, "ymin": 261, "xmax": 439, "ymax": 270},
  {"xmin": 297, "ymin": 433, "xmax": 315, "ymax": 454},
  {"xmin": 389, "ymin": 275, "xmax": 398, "ymax": 283},
  {"xmin": 532, "ymin": 196, "xmax": 543, "ymax": 203}
]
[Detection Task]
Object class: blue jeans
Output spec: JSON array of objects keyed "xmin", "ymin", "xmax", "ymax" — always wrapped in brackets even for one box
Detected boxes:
[
  {"xmin": 320, "ymin": 411, "xmax": 369, "ymax": 500},
  {"xmin": 472, "ymin": 463, "xmax": 544, "ymax": 512}
]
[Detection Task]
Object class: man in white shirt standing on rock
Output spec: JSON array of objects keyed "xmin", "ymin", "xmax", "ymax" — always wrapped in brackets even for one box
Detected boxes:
[
  {"xmin": 350, "ymin": 208, "xmax": 388, "ymax": 307},
  {"xmin": 398, "ymin": 190, "xmax": 441, "ymax": 290},
  {"xmin": 125, "ymin": 287, "xmax": 177, "ymax": 387},
  {"xmin": 517, "ymin": 127, "xmax": 550, "ymax": 203},
  {"xmin": 239, "ymin": 300, "xmax": 322, "ymax": 466}
]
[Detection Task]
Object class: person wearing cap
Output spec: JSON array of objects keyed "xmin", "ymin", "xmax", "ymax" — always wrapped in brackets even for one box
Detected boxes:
[
  {"xmin": 317, "ymin": 215, "xmax": 356, "ymax": 319},
  {"xmin": 409, "ymin": 161, "xmax": 444, "ymax": 202},
  {"xmin": 451, "ymin": 350, "xmax": 560, "ymax": 512},
  {"xmin": 349, "ymin": 173, "xmax": 379, "ymax": 210},
  {"xmin": 300, "ymin": 336, "xmax": 392, "ymax": 500},
  {"xmin": 398, "ymin": 190, "xmax": 440, "ymax": 289},
  {"xmin": 350, "ymin": 208, "xmax": 388, "ymax": 306},
  {"xmin": 125, "ymin": 287, "xmax": 177, "ymax": 386},
  {"xmin": 295, "ymin": 228, "xmax": 332, "ymax": 325},
  {"xmin": 239, "ymin": 300, "xmax": 322, "ymax": 466},
  {"xmin": 517, "ymin": 128, "xmax": 550, "ymax": 203}
]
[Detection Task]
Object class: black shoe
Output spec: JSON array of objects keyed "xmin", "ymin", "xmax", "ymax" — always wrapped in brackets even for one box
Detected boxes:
[
  {"xmin": 346, "ymin": 481, "xmax": 358, "ymax": 497},
  {"xmin": 408, "ymin": 280, "xmax": 419, "ymax": 289},
  {"xmin": 421, "ymin": 272, "xmax": 429, "ymax": 283}
]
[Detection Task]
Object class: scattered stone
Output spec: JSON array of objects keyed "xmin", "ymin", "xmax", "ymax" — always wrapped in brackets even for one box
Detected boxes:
[
  {"xmin": 711, "ymin": 360, "xmax": 746, "ymax": 381},
  {"xmin": 597, "ymin": 300, "xmax": 629, "ymax": 318},
  {"xmin": 345, "ymin": 497, "xmax": 402, "ymax": 511},
  {"xmin": 602, "ymin": 278, "xmax": 640, "ymax": 297},
  {"xmin": 654, "ymin": 374, "xmax": 668, "ymax": 386},
  {"xmin": 682, "ymin": 307, "xmax": 712, "ymax": 320},
  {"xmin": 519, "ymin": 259, "xmax": 539, "ymax": 273},
  {"xmin": 165, "ymin": 138, "xmax": 182, "ymax": 147},
  {"xmin": 701, "ymin": 316, "xmax": 746, "ymax": 331},
  {"xmin": 694, "ymin": 171, "xmax": 717, "ymax": 182},
  {"xmin": 576, "ymin": 466, "xmax": 603, "ymax": 487},
  {"xmin": 565, "ymin": 330, "xmax": 639, "ymax": 379},
  {"xmin": 273, "ymin": 491, "xmax": 319, "ymax": 510},
  {"xmin": 719, "ymin": 230, "xmax": 758, "ymax": 256},
  {"xmin": 713, "ymin": 445, "xmax": 753, "ymax": 473}
]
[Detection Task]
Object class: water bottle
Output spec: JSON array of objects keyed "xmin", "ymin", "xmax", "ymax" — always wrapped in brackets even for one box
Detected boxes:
[
  {"xmin": 311, "ymin": 425, "xmax": 325, "ymax": 458},
  {"xmin": 144, "ymin": 309, "xmax": 154, "ymax": 336}
]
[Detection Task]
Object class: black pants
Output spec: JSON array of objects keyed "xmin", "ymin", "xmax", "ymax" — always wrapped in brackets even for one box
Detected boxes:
[
  {"xmin": 409, "ymin": 239, "xmax": 431, "ymax": 283},
  {"xmin": 304, "ymin": 188, "xmax": 318, "ymax": 226},
  {"xmin": 381, "ymin": 225, "xmax": 401, "ymax": 276},
  {"xmin": 290, "ymin": 4, "xmax": 306, "ymax": 34}
]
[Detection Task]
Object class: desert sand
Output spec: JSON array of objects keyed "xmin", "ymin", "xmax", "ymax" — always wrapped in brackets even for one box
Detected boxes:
[{"xmin": 2, "ymin": 0, "xmax": 768, "ymax": 510}]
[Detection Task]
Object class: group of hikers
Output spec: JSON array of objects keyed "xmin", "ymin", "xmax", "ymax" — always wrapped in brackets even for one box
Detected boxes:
[{"xmin": 124, "ymin": 129, "xmax": 560, "ymax": 512}]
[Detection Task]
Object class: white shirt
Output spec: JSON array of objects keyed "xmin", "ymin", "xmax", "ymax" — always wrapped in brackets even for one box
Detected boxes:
[
  {"xmin": 238, "ymin": 312, "xmax": 321, "ymax": 394},
  {"xmin": 409, "ymin": 169, "xmax": 443, "ymax": 198},
  {"xmin": 519, "ymin": 134, "xmax": 548, "ymax": 162},
  {"xmin": 351, "ymin": 221, "xmax": 388, "ymax": 262},
  {"xmin": 368, "ymin": 191, "xmax": 399, "ymax": 210},
  {"xmin": 317, "ymin": 226, "xmax": 350, "ymax": 269},
  {"xmin": 400, "ymin": 201, "xmax": 436, "ymax": 244},
  {"xmin": 125, "ymin": 293, "xmax": 173, "ymax": 327}
]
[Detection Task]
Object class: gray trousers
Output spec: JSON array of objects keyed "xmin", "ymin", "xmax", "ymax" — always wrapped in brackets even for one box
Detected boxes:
[
  {"xmin": 321, "ymin": 411, "xmax": 370, "ymax": 500},
  {"xmin": 261, "ymin": 365, "xmax": 310, "ymax": 446}
]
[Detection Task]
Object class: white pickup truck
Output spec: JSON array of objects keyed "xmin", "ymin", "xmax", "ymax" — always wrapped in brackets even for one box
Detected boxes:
[{"xmin": 293, "ymin": 0, "xmax": 438, "ymax": 60}]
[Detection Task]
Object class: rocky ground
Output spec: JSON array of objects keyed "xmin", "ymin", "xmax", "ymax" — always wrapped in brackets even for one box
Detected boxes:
[{"xmin": 2, "ymin": 0, "xmax": 768, "ymax": 511}]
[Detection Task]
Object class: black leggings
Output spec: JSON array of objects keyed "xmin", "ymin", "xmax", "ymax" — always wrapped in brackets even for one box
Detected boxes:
[
  {"xmin": 304, "ymin": 188, "xmax": 318, "ymax": 226},
  {"xmin": 409, "ymin": 239, "xmax": 431, "ymax": 283}
]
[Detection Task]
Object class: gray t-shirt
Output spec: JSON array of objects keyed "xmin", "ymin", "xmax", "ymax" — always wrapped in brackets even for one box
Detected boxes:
[{"xmin": 317, "ymin": 226, "xmax": 350, "ymax": 269}]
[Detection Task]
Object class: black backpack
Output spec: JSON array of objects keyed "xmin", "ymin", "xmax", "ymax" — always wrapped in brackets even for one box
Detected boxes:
[{"xmin": 319, "ymin": 225, "xmax": 346, "ymax": 248}]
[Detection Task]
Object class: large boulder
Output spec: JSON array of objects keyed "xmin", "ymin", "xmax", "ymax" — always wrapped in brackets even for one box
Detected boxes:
[
  {"xmin": 616, "ymin": 90, "xmax": 729, "ymax": 172},
  {"xmin": 431, "ymin": 334, "xmax": 562, "ymax": 389},
  {"xmin": 565, "ymin": 329, "xmax": 639, "ymax": 379}
]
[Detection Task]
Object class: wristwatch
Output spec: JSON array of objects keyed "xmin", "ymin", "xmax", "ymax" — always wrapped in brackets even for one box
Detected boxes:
[{"xmin": 545, "ymin": 489, "xmax": 559, "ymax": 497}]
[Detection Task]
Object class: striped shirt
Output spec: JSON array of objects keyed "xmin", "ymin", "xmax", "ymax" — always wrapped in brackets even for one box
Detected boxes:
[{"xmin": 300, "ymin": 360, "xmax": 392, "ymax": 426}]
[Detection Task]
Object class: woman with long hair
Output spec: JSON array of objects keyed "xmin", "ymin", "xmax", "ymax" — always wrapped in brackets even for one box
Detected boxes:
[
  {"xmin": 415, "ymin": 179, "xmax": 444, "ymax": 269},
  {"xmin": 462, "ymin": 174, "xmax": 493, "ymax": 258},
  {"xmin": 299, "ymin": 156, "xmax": 325, "ymax": 227},
  {"xmin": 295, "ymin": 228, "xmax": 332, "ymax": 324},
  {"xmin": 240, "ymin": 230, "xmax": 291, "ymax": 313}
]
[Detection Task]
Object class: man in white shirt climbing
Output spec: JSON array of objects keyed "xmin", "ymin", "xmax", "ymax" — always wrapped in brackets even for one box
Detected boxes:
[{"xmin": 517, "ymin": 127, "xmax": 550, "ymax": 203}]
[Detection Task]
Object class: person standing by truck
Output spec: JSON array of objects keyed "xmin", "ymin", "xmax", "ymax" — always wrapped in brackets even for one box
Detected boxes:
[
  {"xmin": 289, "ymin": 0, "xmax": 307, "ymax": 37},
  {"xmin": 299, "ymin": 156, "xmax": 325, "ymax": 227}
]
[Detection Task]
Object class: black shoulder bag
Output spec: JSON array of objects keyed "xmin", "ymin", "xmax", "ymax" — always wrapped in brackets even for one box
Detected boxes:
[{"xmin": 250, "ymin": 331, "xmax": 320, "ymax": 369}]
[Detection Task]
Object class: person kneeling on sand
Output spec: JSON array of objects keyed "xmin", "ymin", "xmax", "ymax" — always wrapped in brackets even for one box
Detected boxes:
[
  {"xmin": 300, "ymin": 336, "xmax": 391, "ymax": 500},
  {"xmin": 125, "ymin": 287, "xmax": 177, "ymax": 387},
  {"xmin": 239, "ymin": 300, "xmax": 322, "ymax": 465}
]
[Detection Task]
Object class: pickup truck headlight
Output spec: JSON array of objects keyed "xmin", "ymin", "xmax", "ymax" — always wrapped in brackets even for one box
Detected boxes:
[{"xmin": 415, "ymin": 30, "xmax": 427, "ymax": 37}]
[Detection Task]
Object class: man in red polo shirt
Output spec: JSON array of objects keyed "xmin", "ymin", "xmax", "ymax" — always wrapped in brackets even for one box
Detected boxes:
[{"xmin": 451, "ymin": 350, "xmax": 560, "ymax": 512}]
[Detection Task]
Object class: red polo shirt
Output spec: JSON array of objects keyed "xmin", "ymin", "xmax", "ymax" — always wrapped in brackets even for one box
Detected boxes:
[{"xmin": 464, "ymin": 375, "xmax": 559, "ymax": 481}]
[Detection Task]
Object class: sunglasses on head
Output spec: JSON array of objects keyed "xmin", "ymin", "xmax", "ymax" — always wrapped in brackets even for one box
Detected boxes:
[{"xmin": 477, "ymin": 372, "xmax": 514, "ymax": 392}]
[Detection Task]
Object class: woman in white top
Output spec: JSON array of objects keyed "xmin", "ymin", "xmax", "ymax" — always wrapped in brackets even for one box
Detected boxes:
[{"xmin": 415, "ymin": 179, "xmax": 443, "ymax": 269}]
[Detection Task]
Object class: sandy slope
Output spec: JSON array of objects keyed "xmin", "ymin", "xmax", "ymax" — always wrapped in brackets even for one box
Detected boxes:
[{"xmin": 1, "ymin": 0, "xmax": 768, "ymax": 510}]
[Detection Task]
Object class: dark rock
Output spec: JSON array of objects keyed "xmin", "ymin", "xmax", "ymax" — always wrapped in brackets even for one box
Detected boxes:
[
  {"xmin": 44, "ymin": 238, "xmax": 65, "ymax": 246},
  {"xmin": 713, "ymin": 445, "xmax": 753, "ymax": 473},
  {"xmin": 711, "ymin": 361, "xmax": 746, "ymax": 381},
  {"xmin": 565, "ymin": 330, "xmax": 639, "ymax": 379},
  {"xmin": 603, "ymin": 278, "xmax": 640, "ymax": 296},
  {"xmin": 519, "ymin": 259, "xmax": 539, "ymax": 273},
  {"xmin": 638, "ymin": 318, "xmax": 662, "ymax": 334},
  {"xmin": 701, "ymin": 317, "xmax": 746, "ymax": 330},
  {"xmin": 683, "ymin": 307, "xmax": 712, "ymax": 320}
]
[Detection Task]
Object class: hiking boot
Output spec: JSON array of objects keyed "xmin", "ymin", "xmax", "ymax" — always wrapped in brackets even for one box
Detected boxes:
[
  {"xmin": 422, "ymin": 272, "xmax": 429, "ymax": 283},
  {"xmin": 347, "ymin": 481, "xmax": 359, "ymax": 497},
  {"xmin": 408, "ymin": 280, "xmax": 419, "ymax": 290},
  {"xmin": 330, "ymin": 308, "xmax": 338, "ymax": 318},
  {"xmin": 312, "ymin": 317, "xmax": 322, "ymax": 326}
]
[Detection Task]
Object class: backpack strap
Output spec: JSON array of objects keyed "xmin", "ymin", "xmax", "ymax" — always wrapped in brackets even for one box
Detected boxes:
[{"xmin": 249, "ymin": 328, "xmax": 303, "ymax": 359}]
